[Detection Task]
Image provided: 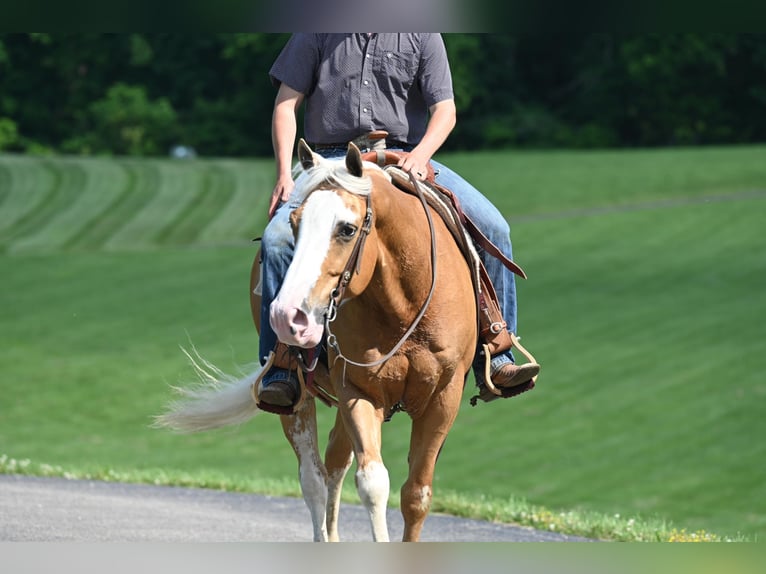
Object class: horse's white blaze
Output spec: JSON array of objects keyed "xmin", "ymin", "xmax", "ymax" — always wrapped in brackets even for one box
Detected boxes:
[{"xmin": 270, "ymin": 189, "xmax": 356, "ymax": 347}]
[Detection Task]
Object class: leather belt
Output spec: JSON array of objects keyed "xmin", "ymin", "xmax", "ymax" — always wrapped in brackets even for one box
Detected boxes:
[{"xmin": 309, "ymin": 140, "xmax": 413, "ymax": 152}]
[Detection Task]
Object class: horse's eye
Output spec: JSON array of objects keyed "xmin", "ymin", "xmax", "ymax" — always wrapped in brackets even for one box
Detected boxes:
[{"xmin": 337, "ymin": 223, "xmax": 358, "ymax": 240}]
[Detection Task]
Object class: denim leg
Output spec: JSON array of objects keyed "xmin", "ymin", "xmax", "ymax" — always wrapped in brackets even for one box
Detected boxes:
[
  {"xmin": 430, "ymin": 159, "xmax": 518, "ymax": 372},
  {"xmin": 258, "ymin": 199, "xmax": 298, "ymax": 365},
  {"xmin": 259, "ymin": 150, "xmax": 351, "ymax": 369}
]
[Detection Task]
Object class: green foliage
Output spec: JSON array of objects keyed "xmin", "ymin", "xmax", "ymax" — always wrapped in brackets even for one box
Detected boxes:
[
  {"xmin": 1, "ymin": 34, "xmax": 766, "ymax": 156},
  {"xmin": 62, "ymin": 83, "xmax": 178, "ymax": 156},
  {"xmin": 0, "ymin": 117, "xmax": 18, "ymax": 150},
  {"xmin": 445, "ymin": 33, "xmax": 766, "ymax": 151}
]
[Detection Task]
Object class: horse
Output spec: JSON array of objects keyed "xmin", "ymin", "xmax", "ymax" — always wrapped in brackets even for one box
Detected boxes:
[{"xmin": 156, "ymin": 140, "xmax": 477, "ymax": 541}]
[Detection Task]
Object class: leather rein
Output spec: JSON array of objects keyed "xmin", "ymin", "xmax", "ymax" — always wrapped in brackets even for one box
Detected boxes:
[{"xmin": 323, "ymin": 170, "xmax": 438, "ymax": 370}]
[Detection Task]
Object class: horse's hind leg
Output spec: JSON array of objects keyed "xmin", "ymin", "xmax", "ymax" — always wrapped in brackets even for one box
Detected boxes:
[
  {"xmin": 280, "ymin": 399, "xmax": 329, "ymax": 542},
  {"xmin": 400, "ymin": 378, "xmax": 463, "ymax": 541},
  {"xmin": 324, "ymin": 409, "xmax": 354, "ymax": 542}
]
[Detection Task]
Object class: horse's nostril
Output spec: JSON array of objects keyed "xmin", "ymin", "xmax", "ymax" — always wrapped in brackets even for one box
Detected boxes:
[{"xmin": 290, "ymin": 308, "xmax": 309, "ymax": 329}]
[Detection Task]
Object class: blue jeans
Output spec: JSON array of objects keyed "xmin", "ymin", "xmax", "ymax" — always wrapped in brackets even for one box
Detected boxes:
[{"xmin": 258, "ymin": 151, "xmax": 519, "ymax": 377}]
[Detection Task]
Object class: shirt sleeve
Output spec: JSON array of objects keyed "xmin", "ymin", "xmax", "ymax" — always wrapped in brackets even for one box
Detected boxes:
[
  {"xmin": 268, "ymin": 33, "xmax": 320, "ymax": 95},
  {"xmin": 417, "ymin": 33, "xmax": 454, "ymax": 107}
]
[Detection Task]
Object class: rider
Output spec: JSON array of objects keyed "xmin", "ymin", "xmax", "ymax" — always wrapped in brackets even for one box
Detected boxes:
[{"xmin": 258, "ymin": 33, "xmax": 539, "ymax": 409}]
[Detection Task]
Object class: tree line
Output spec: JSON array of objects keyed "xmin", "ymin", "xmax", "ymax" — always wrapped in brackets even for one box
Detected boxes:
[{"xmin": 1, "ymin": 33, "xmax": 765, "ymax": 157}]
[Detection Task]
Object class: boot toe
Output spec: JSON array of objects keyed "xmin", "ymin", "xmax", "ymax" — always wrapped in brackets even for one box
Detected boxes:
[
  {"xmin": 257, "ymin": 380, "xmax": 298, "ymax": 407},
  {"xmin": 491, "ymin": 362, "xmax": 540, "ymax": 389}
]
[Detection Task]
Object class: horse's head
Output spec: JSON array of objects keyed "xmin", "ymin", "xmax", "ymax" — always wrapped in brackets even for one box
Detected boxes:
[{"xmin": 270, "ymin": 140, "xmax": 379, "ymax": 349}]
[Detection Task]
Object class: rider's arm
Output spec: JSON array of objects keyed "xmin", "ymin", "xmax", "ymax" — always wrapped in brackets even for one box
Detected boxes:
[
  {"xmin": 269, "ymin": 83, "xmax": 305, "ymax": 218},
  {"xmin": 398, "ymin": 99, "xmax": 456, "ymax": 178}
]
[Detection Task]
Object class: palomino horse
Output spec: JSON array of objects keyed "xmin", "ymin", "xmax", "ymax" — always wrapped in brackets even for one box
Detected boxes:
[{"xmin": 156, "ymin": 141, "xmax": 477, "ymax": 541}]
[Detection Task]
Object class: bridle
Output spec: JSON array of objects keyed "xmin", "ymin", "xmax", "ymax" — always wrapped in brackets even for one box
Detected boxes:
[
  {"xmin": 325, "ymin": 193, "xmax": 373, "ymax": 323},
  {"xmin": 324, "ymin": 171, "xmax": 438, "ymax": 370}
]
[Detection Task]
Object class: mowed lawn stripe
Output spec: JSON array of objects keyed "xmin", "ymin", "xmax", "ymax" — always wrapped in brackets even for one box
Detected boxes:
[
  {"xmin": 101, "ymin": 161, "xmax": 163, "ymax": 251},
  {"xmin": 6, "ymin": 159, "xmax": 88, "ymax": 253},
  {"xmin": 0, "ymin": 156, "xmax": 57, "ymax": 248},
  {"xmin": 102, "ymin": 160, "xmax": 204, "ymax": 251},
  {"xmin": 10, "ymin": 158, "xmax": 129, "ymax": 253},
  {"xmin": 155, "ymin": 163, "xmax": 235, "ymax": 247},
  {"xmin": 0, "ymin": 156, "xmax": 56, "ymax": 234},
  {"xmin": 197, "ymin": 159, "xmax": 272, "ymax": 245},
  {"xmin": 0, "ymin": 159, "xmax": 9, "ymax": 210}
]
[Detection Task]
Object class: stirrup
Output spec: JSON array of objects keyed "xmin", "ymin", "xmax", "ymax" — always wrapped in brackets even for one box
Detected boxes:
[
  {"xmin": 252, "ymin": 352, "xmax": 308, "ymax": 415},
  {"xmin": 470, "ymin": 334, "xmax": 540, "ymax": 406}
]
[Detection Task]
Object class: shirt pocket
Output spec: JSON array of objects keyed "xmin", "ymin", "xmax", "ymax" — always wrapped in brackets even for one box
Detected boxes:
[{"xmin": 373, "ymin": 51, "xmax": 417, "ymax": 94}]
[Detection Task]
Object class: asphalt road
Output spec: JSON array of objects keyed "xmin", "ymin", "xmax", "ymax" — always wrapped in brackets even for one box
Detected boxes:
[{"xmin": 0, "ymin": 474, "xmax": 591, "ymax": 542}]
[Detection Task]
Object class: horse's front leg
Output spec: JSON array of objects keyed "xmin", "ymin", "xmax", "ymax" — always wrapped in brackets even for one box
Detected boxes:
[
  {"xmin": 400, "ymin": 375, "xmax": 464, "ymax": 541},
  {"xmin": 338, "ymin": 396, "xmax": 390, "ymax": 542},
  {"xmin": 280, "ymin": 399, "xmax": 329, "ymax": 542}
]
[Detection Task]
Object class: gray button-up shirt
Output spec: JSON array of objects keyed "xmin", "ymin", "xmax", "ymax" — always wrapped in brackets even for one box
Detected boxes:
[{"xmin": 269, "ymin": 33, "xmax": 454, "ymax": 146}]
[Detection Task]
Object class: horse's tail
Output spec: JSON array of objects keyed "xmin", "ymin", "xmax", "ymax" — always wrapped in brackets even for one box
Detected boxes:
[{"xmin": 153, "ymin": 347, "xmax": 262, "ymax": 433}]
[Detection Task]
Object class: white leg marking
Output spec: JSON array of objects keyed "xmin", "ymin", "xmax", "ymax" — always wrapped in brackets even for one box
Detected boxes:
[
  {"xmin": 356, "ymin": 460, "xmax": 390, "ymax": 542},
  {"xmin": 291, "ymin": 428, "xmax": 329, "ymax": 542},
  {"xmin": 415, "ymin": 485, "xmax": 432, "ymax": 513}
]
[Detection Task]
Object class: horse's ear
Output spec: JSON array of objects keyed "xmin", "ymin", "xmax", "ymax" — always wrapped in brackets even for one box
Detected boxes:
[
  {"xmin": 346, "ymin": 143, "xmax": 364, "ymax": 177},
  {"xmin": 298, "ymin": 139, "xmax": 317, "ymax": 171}
]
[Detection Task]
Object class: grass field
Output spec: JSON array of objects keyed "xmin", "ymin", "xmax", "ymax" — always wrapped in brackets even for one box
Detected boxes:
[{"xmin": 1, "ymin": 146, "xmax": 764, "ymax": 541}]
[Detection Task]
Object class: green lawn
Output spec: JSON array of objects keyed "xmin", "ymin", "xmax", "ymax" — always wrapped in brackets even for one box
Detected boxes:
[{"xmin": 1, "ymin": 146, "xmax": 764, "ymax": 541}]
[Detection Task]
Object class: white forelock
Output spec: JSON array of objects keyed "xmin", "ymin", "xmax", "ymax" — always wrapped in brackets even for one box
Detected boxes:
[{"xmin": 291, "ymin": 155, "xmax": 383, "ymax": 204}]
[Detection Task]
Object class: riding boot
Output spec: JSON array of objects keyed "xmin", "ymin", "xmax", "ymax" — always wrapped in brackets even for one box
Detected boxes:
[{"xmin": 256, "ymin": 343, "xmax": 301, "ymax": 408}]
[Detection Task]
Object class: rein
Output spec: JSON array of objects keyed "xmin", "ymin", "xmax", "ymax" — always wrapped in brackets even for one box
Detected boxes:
[{"xmin": 324, "ymin": 171, "xmax": 438, "ymax": 370}]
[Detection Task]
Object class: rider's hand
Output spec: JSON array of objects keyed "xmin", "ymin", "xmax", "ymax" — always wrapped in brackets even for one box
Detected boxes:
[
  {"xmin": 268, "ymin": 175, "xmax": 295, "ymax": 219},
  {"xmin": 397, "ymin": 150, "xmax": 431, "ymax": 181}
]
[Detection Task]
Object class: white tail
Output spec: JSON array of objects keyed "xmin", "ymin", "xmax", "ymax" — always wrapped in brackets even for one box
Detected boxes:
[{"xmin": 153, "ymin": 347, "xmax": 262, "ymax": 433}]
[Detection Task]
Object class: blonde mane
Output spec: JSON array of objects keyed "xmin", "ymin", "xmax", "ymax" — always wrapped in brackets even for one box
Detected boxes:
[{"xmin": 291, "ymin": 155, "xmax": 385, "ymax": 204}]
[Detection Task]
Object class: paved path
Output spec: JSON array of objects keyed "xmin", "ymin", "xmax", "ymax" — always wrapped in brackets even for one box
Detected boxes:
[{"xmin": 0, "ymin": 474, "xmax": 590, "ymax": 542}]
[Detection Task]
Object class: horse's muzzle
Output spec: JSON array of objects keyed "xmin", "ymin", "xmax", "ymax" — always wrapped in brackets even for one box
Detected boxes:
[{"xmin": 269, "ymin": 300, "xmax": 325, "ymax": 349}]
